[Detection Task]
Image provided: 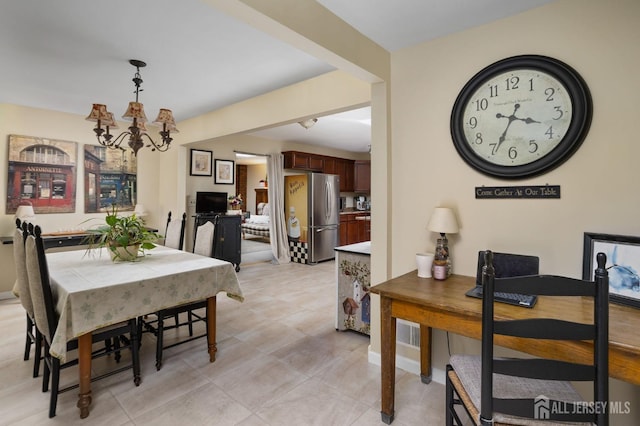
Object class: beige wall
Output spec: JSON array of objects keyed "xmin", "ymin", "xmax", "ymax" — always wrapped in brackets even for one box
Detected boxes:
[
  {"xmin": 384, "ymin": 0, "xmax": 640, "ymax": 421},
  {"xmin": 2, "ymin": 0, "xmax": 638, "ymax": 422}
]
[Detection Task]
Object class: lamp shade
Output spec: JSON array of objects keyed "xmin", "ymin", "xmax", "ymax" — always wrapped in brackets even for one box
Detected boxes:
[
  {"xmin": 103, "ymin": 112, "xmax": 120, "ymax": 129},
  {"xmin": 15, "ymin": 205, "xmax": 35, "ymax": 221},
  {"xmin": 134, "ymin": 204, "xmax": 147, "ymax": 217},
  {"xmin": 153, "ymin": 108, "xmax": 176, "ymax": 125},
  {"xmin": 122, "ymin": 102, "xmax": 148, "ymax": 122},
  {"xmin": 134, "ymin": 120, "xmax": 148, "ymax": 134},
  {"xmin": 427, "ymin": 207, "xmax": 459, "ymax": 234},
  {"xmin": 85, "ymin": 104, "xmax": 109, "ymax": 122}
]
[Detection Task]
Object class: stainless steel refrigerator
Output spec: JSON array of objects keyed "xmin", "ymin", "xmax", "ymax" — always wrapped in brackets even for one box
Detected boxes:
[{"xmin": 284, "ymin": 173, "xmax": 340, "ymax": 263}]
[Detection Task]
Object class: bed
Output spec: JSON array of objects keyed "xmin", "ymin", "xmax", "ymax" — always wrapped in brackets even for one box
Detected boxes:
[{"xmin": 241, "ymin": 203, "xmax": 270, "ymax": 239}]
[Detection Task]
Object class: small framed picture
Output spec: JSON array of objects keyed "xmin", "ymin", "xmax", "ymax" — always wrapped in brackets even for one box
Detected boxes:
[
  {"xmin": 583, "ymin": 232, "xmax": 640, "ymax": 308},
  {"xmin": 190, "ymin": 149, "xmax": 212, "ymax": 176},
  {"xmin": 215, "ymin": 159, "xmax": 235, "ymax": 184}
]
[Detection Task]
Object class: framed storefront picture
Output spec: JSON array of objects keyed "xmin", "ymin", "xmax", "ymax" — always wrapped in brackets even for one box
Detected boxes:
[
  {"xmin": 583, "ymin": 232, "xmax": 640, "ymax": 308},
  {"xmin": 84, "ymin": 145, "xmax": 137, "ymax": 213},
  {"xmin": 6, "ymin": 135, "xmax": 78, "ymax": 214},
  {"xmin": 190, "ymin": 149, "xmax": 212, "ymax": 176},
  {"xmin": 215, "ymin": 159, "xmax": 235, "ymax": 184}
]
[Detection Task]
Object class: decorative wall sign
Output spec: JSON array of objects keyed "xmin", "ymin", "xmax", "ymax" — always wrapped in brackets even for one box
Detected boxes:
[
  {"xmin": 475, "ymin": 185, "xmax": 560, "ymax": 199},
  {"xmin": 6, "ymin": 135, "xmax": 78, "ymax": 214}
]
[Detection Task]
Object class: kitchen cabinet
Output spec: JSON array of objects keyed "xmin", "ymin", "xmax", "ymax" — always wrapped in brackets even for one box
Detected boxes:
[
  {"xmin": 335, "ymin": 158, "xmax": 354, "ymax": 192},
  {"xmin": 335, "ymin": 241, "xmax": 371, "ymax": 335},
  {"xmin": 354, "ymin": 160, "xmax": 371, "ymax": 193},
  {"xmin": 283, "ymin": 151, "xmax": 323, "ymax": 171},
  {"xmin": 339, "ymin": 212, "xmax": 370, "ymax": 245},
  {"xmin": 323, "ymin": 157, "xmax": 337, "ymax": 174},
  {"xmin": 282, "ymin": 151, "xmax": 355, "ymax": 192}
]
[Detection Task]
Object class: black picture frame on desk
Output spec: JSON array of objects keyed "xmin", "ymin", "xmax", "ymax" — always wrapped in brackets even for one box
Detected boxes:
[{"xmin": 583, "ymin": 232, "xmax": 640, "ymax": 308}]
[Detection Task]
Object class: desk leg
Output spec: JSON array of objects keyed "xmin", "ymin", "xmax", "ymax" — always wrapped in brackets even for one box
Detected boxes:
[
  {"xmin": 420, "ymin": 325, "xmax": 432, "ymax": 384},
  {"xmin": 206, "ymin": 296, "xmax": 217, "ymax": 362},
  {"xmin": 77, "ymin": 333, "xmax": 92, "ymax": 418},
  {"xmin": 380, "ymin": 296, "xmax": 396, "ymax": 424}
]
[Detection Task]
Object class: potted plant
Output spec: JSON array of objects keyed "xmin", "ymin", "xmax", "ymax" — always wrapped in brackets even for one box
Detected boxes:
[{"xmin": 85, "ymin": 205, "xmax": 161, "ymax": 262}]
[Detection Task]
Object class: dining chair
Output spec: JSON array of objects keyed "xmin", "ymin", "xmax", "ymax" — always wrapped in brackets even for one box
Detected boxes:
[
  {"xmin": 446, "ymin": 249, "xmax": 609, "ymax": 425},
  {"xmin": 152, "ymin": 220, "xmax": 214, "ymax": 370},
  {"xmin": 25, "ymin": 224, "xmax": 141, "ymax": 418},
  {"xmin": 138, "ymin": 211, "xmax": 187, "ymax": 343},
  {"xmin": 12, "ymin": 219, "xmax": 42, "ymax": 378},
  {"xmin": 164, "ymin": 211, "xmax": 187, "ymax": 250}
]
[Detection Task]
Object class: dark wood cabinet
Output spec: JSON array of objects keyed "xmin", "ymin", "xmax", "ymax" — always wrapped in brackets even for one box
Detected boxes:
[
  {"xmin": 283, "ymin": 151, "xmax": 323, "ymax": 171},
  {"xmin": 254, "ymin": 188, "xmax": 268, "ymax": 214},
  {"xmin": 194, "ymin": 214, "xmax": 242, "ymax": 271},
  {"xmin": 354, "ymin": 160, "xmax": 371, "ymax": 193},
  {"xmin": 339, "ymin": 212, "xmax": 370, "ymax": 245},
  {"xmin": 323, "ymin": 157, "xmax": 337, "ymax": 174},
  {"xmin": 335, "ymin": 158, "xmax": 355, "ymax": 192},
  {"xmin": 339, "ymin": 215, "xmax": 349, "ymax": 246},
  {"xmin": 282, "ymin": 151, "xmax": 355, "ymax": 192}
]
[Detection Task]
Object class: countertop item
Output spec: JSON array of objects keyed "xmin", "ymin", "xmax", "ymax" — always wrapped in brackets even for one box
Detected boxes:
[
  {"xmin": 339, "ymin": 208, "xmax": 370, "ymax": 215},
  {"xmin": 334, "ymin": 241, "xmax": 370, "ymax": 255}
]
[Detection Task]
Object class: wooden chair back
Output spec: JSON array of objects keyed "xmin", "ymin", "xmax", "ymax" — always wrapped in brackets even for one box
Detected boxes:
[
  {"xmin": 24, "ymin": 225, "xmax": 59, "ymax": 343},
  {"xmin": 193, "ymin": 221, "xmax": 214, "ymax": 257},
  {"xmin": 480, "ymin": 249, "xmax": 609, "ymax": 425},
  {"xmin": 164, "ymin": 211, "xmax": 186, "ymax": 250}
]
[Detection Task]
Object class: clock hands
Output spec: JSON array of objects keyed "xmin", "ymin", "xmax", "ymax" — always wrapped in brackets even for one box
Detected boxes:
[{"xmin": 494, "ymin": 103, "xmax": 540, "ymax": 153}]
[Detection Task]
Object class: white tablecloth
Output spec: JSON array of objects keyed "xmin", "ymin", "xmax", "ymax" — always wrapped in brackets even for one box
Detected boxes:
[{"xmin": 46, "ymin": 245, "xmax": 243, "ymax": 361}]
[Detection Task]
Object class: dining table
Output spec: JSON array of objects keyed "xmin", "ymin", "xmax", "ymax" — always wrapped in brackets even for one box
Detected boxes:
[{"xmin": 45, "ymin": 245, "xmax": 244, "ymax": 419}]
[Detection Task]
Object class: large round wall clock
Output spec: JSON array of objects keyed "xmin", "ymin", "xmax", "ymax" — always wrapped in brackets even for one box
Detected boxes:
[{"xmin": 450, "ymin": 55, "xmax": 592, "ymax": 179}]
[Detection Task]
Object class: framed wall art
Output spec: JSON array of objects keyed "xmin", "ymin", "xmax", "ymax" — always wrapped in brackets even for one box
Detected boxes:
[
  {"xmin": 6, "ymin": 135, "xmax": 78, "ymax": 214},
  {"xmin": 583, "ymin": 232, "xmax": 640, "ymax": 308},
  {"xmin": 215, "ymin": 159, "xmax": 235, "ymax": 184},
  {"xmin": 190, "ymin": 149, "xmax": 212, "ymax": 176},
  {"xmin": 84, "ymin": 145, "xmax": 137, "ymax": 213}
]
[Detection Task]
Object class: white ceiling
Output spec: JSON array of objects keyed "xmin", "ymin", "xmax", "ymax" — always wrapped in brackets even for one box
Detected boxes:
[{"xmin": 0, "ymin": 0, "xmax": 555, "ymax": 154}]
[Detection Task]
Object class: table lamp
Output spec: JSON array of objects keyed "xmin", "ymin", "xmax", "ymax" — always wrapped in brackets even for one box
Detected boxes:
[
  {"xmin": 15, "ymin": 203, "xmax": 36, "ymax": 222},
  {"xmin": 134, "ymin": 204, "xmax": 147, "ymax": 217},
  {"xmin": 427, "ymin": 207, "xmax": 459, "ymax": 279}
]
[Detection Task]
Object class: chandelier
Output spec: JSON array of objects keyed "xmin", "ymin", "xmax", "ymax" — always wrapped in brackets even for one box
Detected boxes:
[{"xmin": 86, "ymin": 59, "xmax": 178, "ymax": 155}]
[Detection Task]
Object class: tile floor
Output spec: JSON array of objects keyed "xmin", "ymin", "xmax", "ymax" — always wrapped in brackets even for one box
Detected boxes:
[{"xmin": 0, "ymin": 259, "xmax": 447, "ymax": 425}]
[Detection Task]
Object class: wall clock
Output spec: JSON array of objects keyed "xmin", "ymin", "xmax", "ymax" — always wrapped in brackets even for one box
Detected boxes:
[{"xmin": 450, "ymin": 55, "xmax": 592, "ymax": 179}]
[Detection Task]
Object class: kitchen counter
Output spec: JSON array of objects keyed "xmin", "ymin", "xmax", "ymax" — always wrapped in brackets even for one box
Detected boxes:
[
  {"xmin": 335, "ymin": 241, "xmax": 371, "ymax": 335},
  {"xmin": 334, "ymin": 241, "xmax": 371, "ymax": 255},
  {"xmin": 339, "ymin": 209, "xmax": 370, "ymax": 215}
]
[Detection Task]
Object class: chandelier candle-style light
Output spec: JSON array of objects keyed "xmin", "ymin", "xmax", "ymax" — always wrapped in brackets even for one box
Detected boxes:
[{"xmin": 86, "ymin": 59, "xmax": 178, "ymax": 155}]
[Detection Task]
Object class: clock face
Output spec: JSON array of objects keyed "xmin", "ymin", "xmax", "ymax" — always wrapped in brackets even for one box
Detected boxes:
[{"xmin": 451, "ymin": 55, "xmax": 592, "ymax": 179}]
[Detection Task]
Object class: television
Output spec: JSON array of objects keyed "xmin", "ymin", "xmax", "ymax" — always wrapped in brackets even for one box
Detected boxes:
[{"xmin": 195, "ymin": 191, "xmax": 228, "ymax": 214}]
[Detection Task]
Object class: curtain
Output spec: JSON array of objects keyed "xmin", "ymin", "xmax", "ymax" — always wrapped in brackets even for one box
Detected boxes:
[{"xmin": 267, "ymin": 153, "xmax": 290, "ymax": 264}]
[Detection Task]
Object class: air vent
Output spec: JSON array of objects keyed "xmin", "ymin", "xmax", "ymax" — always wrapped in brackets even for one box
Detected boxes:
[{"xmin": 396, "ymin": 319, "xmax": 420, "ymax": 348}]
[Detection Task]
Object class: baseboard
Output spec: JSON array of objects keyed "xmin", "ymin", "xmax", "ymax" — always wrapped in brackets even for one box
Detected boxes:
[{"xmin": 367, "ymin": 345, "xmax": 445, "ymax": 385}]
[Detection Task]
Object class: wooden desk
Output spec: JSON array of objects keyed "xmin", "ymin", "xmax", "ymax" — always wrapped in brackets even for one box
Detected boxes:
[
  {"xmin": 46, "ymin": 246, "xmax": 243, "ymax": 418},
  {"xmin": 370, "ymin": 271, "xmax": 640, "ymax": 424}
]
